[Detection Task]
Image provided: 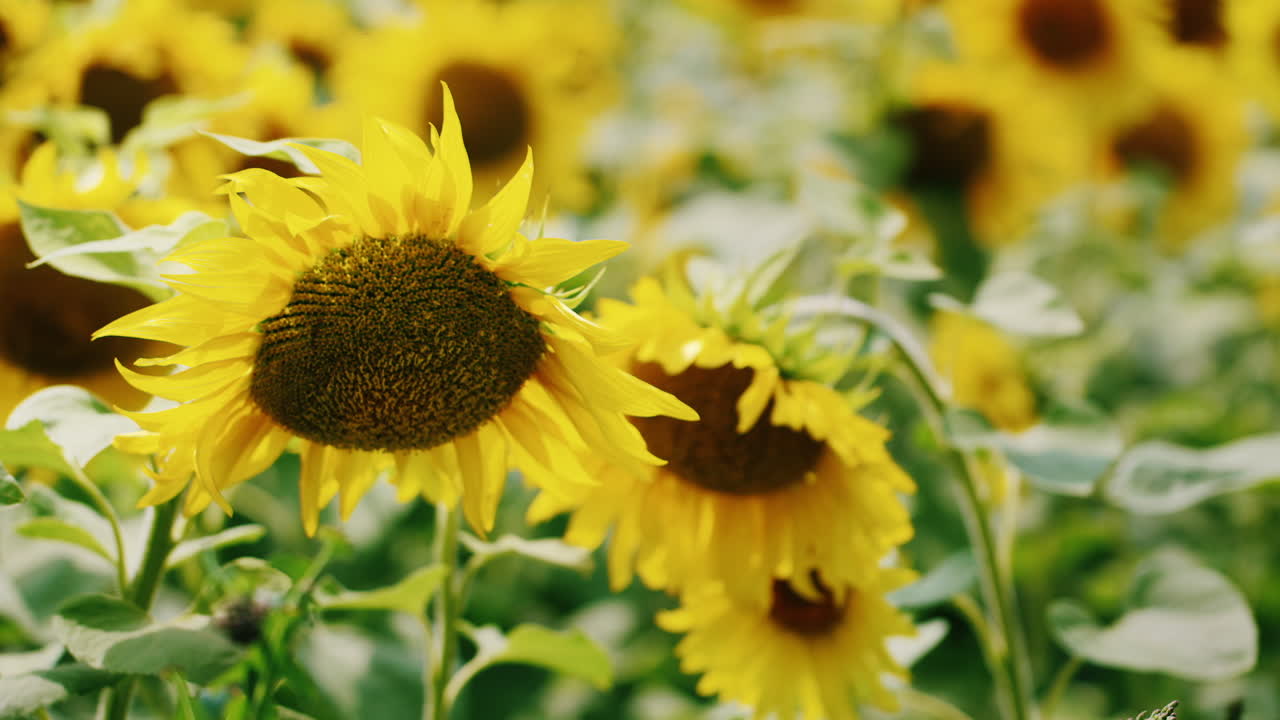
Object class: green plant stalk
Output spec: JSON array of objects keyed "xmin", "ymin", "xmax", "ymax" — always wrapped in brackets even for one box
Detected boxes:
[
  {"xmin": 104, "ymin": 494, "xmax": 182, "ymax": 720},
  {"xmin": 426, "ymin": 503, "xmax": 462, "ymax": 720},
  {"xmin": 1039, "ymin": 656, "xmax": 1083, "ymax": 720},
  {"xmin": 898, "ymin": 348, "xmax": 1036, "ymax": 720},
  {"xmin": 66, "ymin": 464, "xmax": 129, "ymax": 595}
]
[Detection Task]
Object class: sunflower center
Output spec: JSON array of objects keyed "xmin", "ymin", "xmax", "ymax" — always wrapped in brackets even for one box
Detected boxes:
[
  {"xmin": 628, "ymin": 362, "xmax": 825, "ymax": 495},
  {"xmin": 1112, "ymin": 104, "xmax": 1197, "ymax": 185},
  {"xmin": 425, "ymin": 62, "xmax": 530, "ymax": 169},
  {"xmin": 1171, "ymin": 0, "xmax": 1226, "ymax": 47},
  {"xmin": 249, "ymin": 235, "xmax": 545, "ymax": 452},
  {"xmin": 1016, "ymin": 0, "xmax": 1110, "ymax": 70},
  {"xmin": 288, "ymin": 39, "xmax": 331, "ymax": 77},
  {"xmin": 769, "ymin": 575, "xmax": 846, "ymax": 636},
  {"xmin": 79, "ymin": 64, "xmax": 178, "ymax": 144},
  {"xmin": 894, "ymin": 105, "xmax": 992, "ymax": 189},
  {"xmin": 0, "ymin": 223, "xmax": 152, "ymax": 378}
]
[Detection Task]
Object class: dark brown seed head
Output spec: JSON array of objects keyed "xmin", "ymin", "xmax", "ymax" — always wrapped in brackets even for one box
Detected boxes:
[
  {"xmin": 78, "ymin": 64, "xmax": 179, "ymax": 144},
  {"xmin": 1112, "ymin": 104, "xmax": 1198, "ymax": 185},
  {"xmin": 1016, "ymin": 0, "xmax": 1111, "ymax": 71},
  {"xmin": 894, "ymin": 105, "xmax": 992, "ymax": 190},
  {"xmin": 769, "ymin": 574, "xmax": 847, "ymax": 636},
  {"xmin": 424, "ymin": 62, "xmax": 531, "ymax": 170}
]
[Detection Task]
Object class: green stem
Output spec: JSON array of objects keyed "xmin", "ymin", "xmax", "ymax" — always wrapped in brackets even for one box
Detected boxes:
[
  {"xmin": 1040, "ymin": 656, "xmax": 1083, "ymax": 720},
  {"xmin": 66, "ymin": 465, "xmax": 128, "ymax": 596},
  {"xmin": 426, "ymin": 504, "xmax": 462, "ymax": 720},
  {"xmin": 104, "ymin": 494, "xmax": 182, "ymax": 720}
]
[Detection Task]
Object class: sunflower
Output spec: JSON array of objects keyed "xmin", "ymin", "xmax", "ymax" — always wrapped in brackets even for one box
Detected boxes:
[
  {"xmin": 1101, "ymin": 48, "xmax": 1247, "ymax": 244},
  {"xmin": 679, "ymin": 0, "xmax": 902, "ymax": 24},
  {"xmin": 1228, "ymin": 0, "xmax": 1280, "ymax": 121},
  {"xmin": 943, "ymin": 0, "xmax": 1161, "ymax": 134},
  {"xmin": 328, "ymin": 0, "xmax": 617, "ymax": 209},
  {"xmin": 0, "ymin": 143, "xmax": 188, "ymax": 418},
  {"xmin": 892, "ymin": 61, "xmax": 1088, "ymax": 245},
  {"xmin": 1163, "ymin": 0, "xmax": 1229, "ymax": 49},
  {"xmin": 929, "ymin": 310, "xmax": 1036, "ymax": 432},
  {"xmin": 5, "ymin": 0, "xmax": 247, "ymax": 145},
  {"xmin": 243, "ymin": 0, "xmax": 357, "ymax": 86},
  {"xmin": 536, "ymin": 272, "xmax": 915, "ymax": 606},
  {"xmin": 659, "ymin": 568, "xmax": 916, "ymax": 720},
  {"xmin": 0, "ymin": 0, "xmax": 51, "ymax": 76},
  {"xmin": 97, "ymin": 91, "xmax": 695, "ymax": 536}
]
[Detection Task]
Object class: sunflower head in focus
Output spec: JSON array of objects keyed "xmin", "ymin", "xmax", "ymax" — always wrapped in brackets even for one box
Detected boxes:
[
  {"xmin": 0, "ymin": 143, "xmax": 187, "ymax": 418},
  {"xmin": 944, "ymin": 0, "xmax": 1160, "ymax": 133},
  {"xmin": 892, "ymin": 62, "xmax": 1088, "ymax": 245},
  {"xmin": 929, "ymin": 310, "xmax": 1036, "ymax": 432},
  {"xmin": 98, "ymin": 88, "xmax": 695, "ymax": 535},
  {"xmin": 539, "ymin": 267, "xmax": 915, "ymax": 606},
  {"xmin": 659, "ymin": 568, "xmax": 916, "ymax": 720},
  {"xmin": 329, "ymin": 0, "xmax": 617, "ymax": 209}
]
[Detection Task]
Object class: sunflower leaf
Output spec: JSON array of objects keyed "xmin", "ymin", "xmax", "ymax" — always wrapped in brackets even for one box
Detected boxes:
[
  {"xmin": 0, "ymin": 664, "xmax": 120, "ymax": 719},
  {"xmin": 203, "ymin": 132, "xmax": 361, "ymax": 175},
  {"xmin": 4, "ymin": 386, "xmax": 139, "ymax": 472},
  {"xmin": 1047, "ymin": 547, "xmax": 1257, "ymax": 680},
  {"xmin": 931, "ymin": 271, "xmax": 1084, "ymax": 338},
  {"xmin": 460, "ymin": 534, "xmax": 593, "ymax": 573},
  {"xmin": 317, "ymin": 564, "xmax": 447, "ymax": 615},
  {"xmin": 1104, "ymin": 433, "xmax": 1280, "ymax": 515},
  {"xmin": 0, "ymin": 464, "xmax": 23, "ymax": 505},
  {"xmin": 451, "ymin": 623, "xmax": 612, "ymax": 698},
  {"xmin": 17, "ymin": 518, "xmax": 114, "ymax": 564}
]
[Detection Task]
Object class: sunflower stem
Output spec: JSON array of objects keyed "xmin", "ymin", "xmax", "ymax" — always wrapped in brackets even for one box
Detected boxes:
[
  {"xmin": 103, "ymin": 493, "xmax": 181, "ymax": 720},
  {"xmin": 895, "ymin": 346, "xmax": 1036, "ymax": 720},
  {"xmin": 426, "ymin": 503, "xmax": 462, "ymax": 720},
  {"xmin": 65, "ymin": 464, "xmax": 129, "ymax": 597}
]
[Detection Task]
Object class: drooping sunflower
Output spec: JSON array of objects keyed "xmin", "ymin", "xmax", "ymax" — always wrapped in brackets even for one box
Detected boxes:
[
  {"xmin": 536, "ymin": 271, "xmax": 915, "ymax": 606},
  {"xmin": 892, "ymin": 61, "xmax": 1088, "ymax": 245},
  {"xmin": 944, "ymin": 0, "xmax": 1161, "ymax": 133},
  {"xmin": 1228, "ymin": 0, "xmax": 1280, "ymax": 121},
  {"xmin": 98, "ymin": 91, "xmax": 695, "ymax": 535},
  {"xmin": 659, "ymin": 568, "xmax": 916, "ymax": 720},
  {"xmin": 929, "ymin": 310, "xmax": 1037, "ymax": 432},
  {"xmin": 328, "ymin": 0, "xmax": 617, "ymax": 209},
  {"xmin": 1101, "ymin": 48, "xmax": 1247, "ymax": 244},
  {"xmin": 0, "ymin": 143, "xmax": 189, "ymax": 418}
]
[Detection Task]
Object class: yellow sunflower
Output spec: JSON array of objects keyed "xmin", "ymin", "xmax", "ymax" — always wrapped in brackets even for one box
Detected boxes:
[
  {"xmin": 328, "ymin": 0, "xmax": 617, "ymax": 209},
  {"xmin": 0, "ymin": 0, "xmax": 51, "ymax": 75},
  {"xmin": 97, "ymin": 90, "xmax": 696, "ymax": 536},
  {"xmin": 1162, "ymin": 0, "xmax": 1229, "ymax": 49},
  {"xmin": 244, "ymin": 0, "xmax": 357, "ymax": 84},
  {"xmin": 1228, "ymin": 0, "xmax": 1280, "ymax": 121},
  {"xmin": 659, "ymin": 568, "xmax": 916, "ymax": 720},
  {"xmin": 0, "ymin": 143, "xmax": 189, "ymax": 418},
  {"xmin": 538, "ymin": 273, "xmax": 915, "ymax": 606},
  {"xmin": 929, "ymin": 310, "xmax": 1037, "ymax": 433},
  {"xmin": 894, "ymin": 61, "xmax": 1088, "ymax": 245},
  {"xmin": 680, "ymin": 0, "xmax": 902, "ymax": 24},
  {"xmin": 944, "ymin": 0, "xmax": 1161, "ymax": 134},
  {"xmin": 1101, "ymin": 48, "xmax": 1247, "ymax": 244}
]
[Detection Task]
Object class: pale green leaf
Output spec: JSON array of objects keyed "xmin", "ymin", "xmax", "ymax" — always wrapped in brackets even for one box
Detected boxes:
[
  {"xmin": 0, "ymin": 422, "xmax": 77, "ymax": 478},
  {"xmin": 0, "ymin": 644, "xmax": 64, "ymax": 676},
  {"xmin": 970, "ymin": 271, "xmax": 1084, "ymax": 338},
  {"xmin": 462, "ymin": 534, "xmax": 593, "ymax": 573},
  {"xmin": 1105, "ymin": 433, "xmax": 1280, "ymax": 515},
  {"xmin": 204, "ymin": 131, "xmax": 361, "ymax": 174},
  {"xmin": 0, "ymin": 464, "xmax": 22, "ymax": 505},
  {"xmin": 1048, "ymin": 548, "xmax": 1256, "ymax": 680},
  {"xmin": 890, "ymin": 553, "xmax": 976, "ymax": 609},
  {"xmin": 30, "ymin": 211, "xmax": 224, "ymax": 272},
  {"xmin": 15, "ymin": 201, "xmax": 167, "ymax": 298},
  {"xmin": 466, "ymin": 624, "xmax": 612, "ymax": 690},
  {"xmin": 886, "ymin": 618, "xmax": 949, "ymax": 668},
  {"xmin": 18, "ymin": 518, "xmax": 114, "ymax": 564},
  {"xmin": 166, "ymin": 525, "xmax": 267, "ymax": 570},
  {"xmin": 0, "ymin": 664, "xmax": 118, "ymax": 719},
  {"xmin": 319, "ymin": 564, "xmax": 447, "ymax": 614},
  {"xmin": 123, "ymin": 94, "xmax": 246, "ymax": 150},
  {"xmin": 6, "ymin": 386, "xmax": 138, "ymax": 470}
]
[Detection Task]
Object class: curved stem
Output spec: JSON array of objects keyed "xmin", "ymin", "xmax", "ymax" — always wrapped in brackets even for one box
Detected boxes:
[
  {"xmin": 1040, "ymin": 656, "xmax": 1083, "ymax": 720},
  {"xmin": 426, "ymin": 503, "xmax": 462, "ymax": 720},
  {"xmin": 66, "ymin": 465, "xmax": 128, "ymax": 596}
]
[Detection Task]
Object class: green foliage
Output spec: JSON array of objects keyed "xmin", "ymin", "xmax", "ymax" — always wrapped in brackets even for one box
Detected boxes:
[
  {"xmin": 0, "ymin": 664, "xmax": 119, "ymax": 719},
  {"xmin": 1048, "ymin": 548, "xmax": 1257, "ymax": 680},
  {"xmin": 204, "ymin": 132, "xmax": 362, "ymax": 174},
  {"xmin": 463, "ymin": 623, "xmax": 613, "ymax": 691},
  {"xmin": 1105, "ymin": 433, "xmax": 1280, "ymax": 515},
  {"xmin": 5, "ymin": 386, "xmax": 138, "ymax": 471},
  {"xmin": 318, "ymin": 565, "xmax": 447, "ymax": 615},
  {"xmin": 0, "ymin": 464, "xmax": 22, "ymax": 505}
]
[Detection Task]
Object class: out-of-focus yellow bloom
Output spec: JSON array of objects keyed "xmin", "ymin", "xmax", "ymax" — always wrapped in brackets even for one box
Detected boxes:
[
  {"xmin": 1228, "ymin": 1, "xmax": 1280, "ymax": 122},
  {"xmin": 98, "ymin": 96, "xmax": 694, "ymax": 534},
  {"xmin": 538, "ymin": 274, "xmax": 915, "ymax": 607},
  {"xmin": 930, "ymin": 310, "xmax": 1037, "ymax": 432},
  {"xmin": 660, "ymin": 569, "xmax": 916, "ymax": 720},
  {"xmin": 244, "ymin": 0, "xmax": 357, "ymax": 83},
  {"xmin": 0, "ymin": 0, "xmax": 52, "ymax": 72},
  {"xmin": 329, "ymin": 0, "xmax": 617, "ymax": 209},
  {"xmin": 1160, "ymin": 0, "xmax": 1230, "ymax": 50},
  {"xmin": 681, "ymin": 0, "xmax": 903, "ymax": 24}
]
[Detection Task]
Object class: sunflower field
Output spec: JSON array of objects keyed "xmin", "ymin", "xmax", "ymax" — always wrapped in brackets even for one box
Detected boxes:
[{"xmin": 0, "ymin": 0, "xmax": 1277, "ymax": 719}]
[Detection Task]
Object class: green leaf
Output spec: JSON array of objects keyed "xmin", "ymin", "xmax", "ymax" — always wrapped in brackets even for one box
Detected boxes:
[
  {"xmin": 204, "ymin": 132, "xmax": 361, "ymax": 174},
  {"xmin": 0, "ymin": 421, "xmax": 77, "ymax": 478},
  {"xmin": 1047, "ymin": 548, "xmax": 1257, "ymax": 680},
  {"xmin": 965, "ymin": 271, "xmax": 1084, "ymax": 338},
  {"xmin": 890, "ymin": 553, "xmax": 976, "ymax": 609},
  {"xmin": 166, "ymin": 525, "xmax": 267, "ymax": 570},
  {"xmin": 0, "ymin": 644, "xmax": 64, "ymax": 676},
  {"xmin": 1105, "ymin": 433, "xmax": 1280, "ymax": 515},
  {"xmin": 18, "ymin": 518, "xmax": 114, "ymax": 563},
  {"xmin": 53, "ymin": 594, "xmax": 242, "ymax": 684},
  {"xmin": 886, "ymin": 618, "xmax": 949, "ymax": 668},
  {"xmin": 465, "ymin": 623, "xmax": 612, "ymax": 690},
  {"xmin": 15, "ymin": 200, "xmax": 166, "ymax": 296},
  {"xmin": 0, "ymin": 664, "xmax": 119, "ymax": 719},
  {"xmin": 123, "ymin": 94, "xmax": 246, "ymax": 150},
  {"xmin": 318, "ymin": 565, "xmax": 447, "ymax": 614},
  {"xmin": 6, "ymin": 386, "xmax": 138, "ymax": 470},
  {"xmin": 944, "ymin": 407, "xmax": 1121, "ymax": 497},
  {"xmin": 461, "ymin": 534, "xmax": 593, "ymax": 573},
  {"xmin": 0, "ymin": 464, "xmax": 22, "ymax": 505}
]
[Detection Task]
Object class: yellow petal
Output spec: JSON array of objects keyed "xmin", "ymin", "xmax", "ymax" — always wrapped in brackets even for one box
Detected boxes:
[
  {"xmin": 496, "ymin": 238, "xmax": 628, "ymax": 289},
  {"xmin": 457, "ymin": 149, "xmax": 531, "ymax": 258}
]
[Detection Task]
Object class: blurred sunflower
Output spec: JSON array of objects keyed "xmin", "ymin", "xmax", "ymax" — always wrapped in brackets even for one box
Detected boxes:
[
  {"xmin": 7, "ymin": 0, "xmax": 247, "ymax": 145},
  {"xmin": 944, "ymin": 0, "xmax": 1158, "ymax": 132},
  {"xmin": 680, "ymin": 0, "xmax": 902, "ymax": 24},
  {"xmin": 329, "ymin": 0, "xmax": 617, "ymax": 208},
  {"xmin": 659, "ymin": 568, "xmax": 916, "ymax": 720},
  {"xmin": 0, "ymin": 143, "xmax": 188, "ymax": 418},
  {"xmin": 539, "ymin": 272, "xmax": 915, "ymax": 606},
  {"xmin": 98, "ymin": 92, "xmax": 695, "ymax": 535},
  {"xmin": 244, "ymin": 0, "xmax": 356, "ymax": 86},
  {"xmin": 1163, "ymin": 0, "xmax": 1229, "ymax": 49},
  {"xmin": 1102, "ymin": 49, "xmax": 1246, "ymax": 243},
  {"xmin": 893, "ymin": 62, "xmax": 1087, "ymax": 245},
  {"xmin": 0, "ymin": 0, "xmax": 51, "ymax": 75},
  {"xmin": 1228, "ymin": 1, "xmax": 1280, "ymax": 121},
  {"xmin": 929, "ymin": 310, "xmax": 1037, "ymax": 432}
]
